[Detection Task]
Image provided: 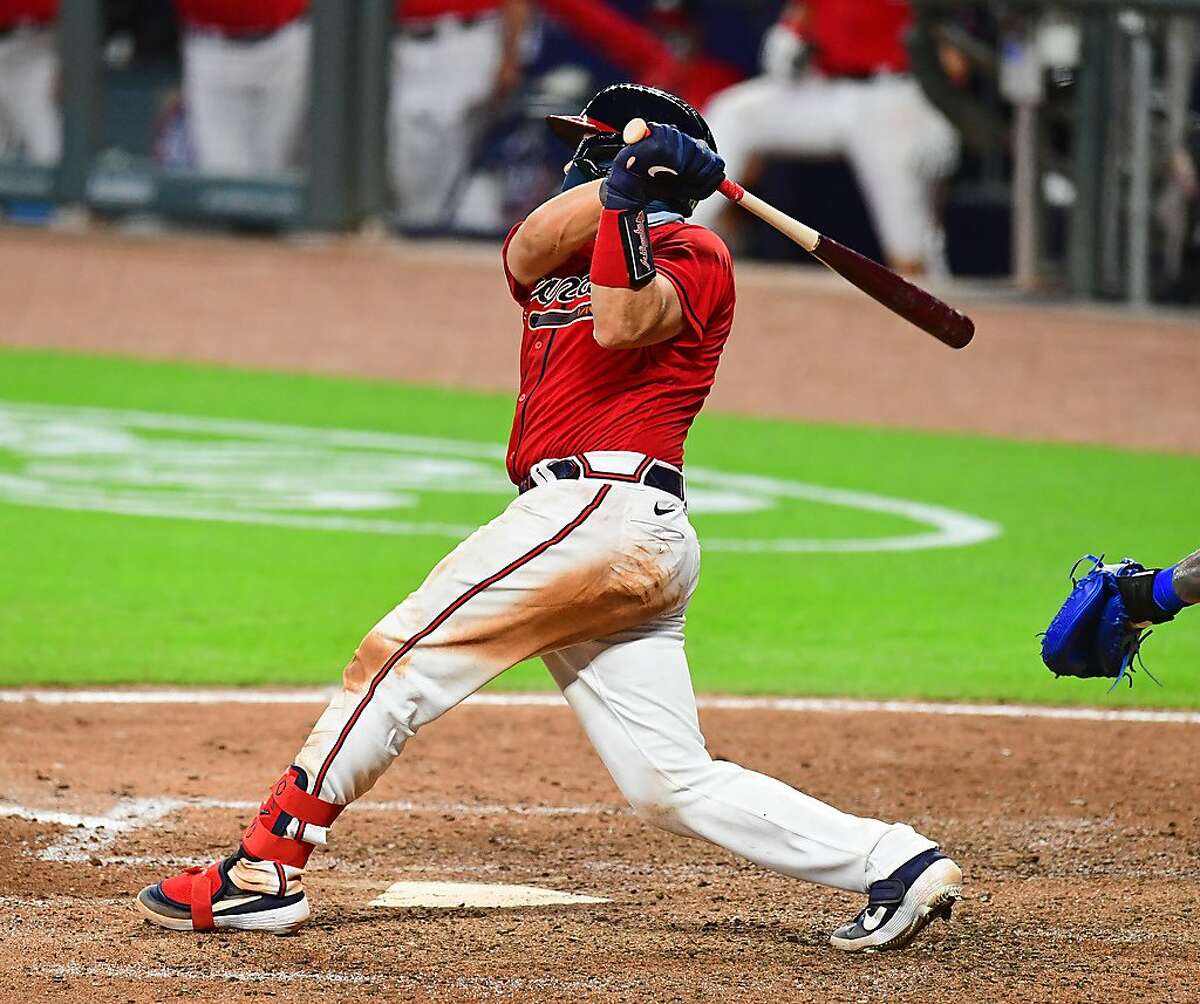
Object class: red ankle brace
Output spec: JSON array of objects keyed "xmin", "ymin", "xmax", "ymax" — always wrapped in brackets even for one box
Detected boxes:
[{"xmin": 241, "ymin": 766, "xmax": 344, "ymax": 869}]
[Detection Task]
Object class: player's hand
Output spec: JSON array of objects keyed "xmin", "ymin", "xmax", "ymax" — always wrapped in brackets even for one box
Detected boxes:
[{"xmin": 602, "ymin": 123, "xmax": 726, "ymax": 211}]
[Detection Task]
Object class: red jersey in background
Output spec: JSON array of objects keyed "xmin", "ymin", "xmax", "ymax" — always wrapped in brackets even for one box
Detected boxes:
[
  {"xmin": 174, "ymin": 0, "xmax": 307, "ymax": 33},
  {"xmin": 789, "ymin": 0, "xmax": 911, "ymax": 77},
  {"xmin": 501, "ymin": 221, "xmax": 735, "ymax": 483},
  {"xmin": 540, "ymin": 0, "xmax": 744, "ymax": 111},
  {"xmin": 0, "ymin": 0, "xmax": 57, "ymax": 27},
  {"xmin": 397, "ymin": 0, "xmax": 503, "ymax": 22}
]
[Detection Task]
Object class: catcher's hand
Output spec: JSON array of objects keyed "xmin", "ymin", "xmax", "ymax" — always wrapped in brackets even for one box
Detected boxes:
[{"xmin": 1041, "ymin": 555, "xmax": 1172, "ymax": 690}]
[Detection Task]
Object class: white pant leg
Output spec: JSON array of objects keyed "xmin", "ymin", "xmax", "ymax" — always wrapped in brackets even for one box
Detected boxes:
[
  {"xmin": 692, "ymin": 75, "xmax": 850, "ymax": 229},
  {"xmin": 292, "ymin": 480, "xmax": 694, "ymax": 811},
  {"xmin": 546, "ymin": 619, "xmax": 935, "ymax": 893},
  {"xmin": 0, "ymin": 28, "xmax": 61, "ymax": 163},
  {"xmin": 389, "ymin": 16, "xmax": 503, "ymax": 227},
  {"xmin": 184, "ymin": 25, "xmax": 309, "ymax": 177},
  {"xmin": 247, "ymin": 21, "xmax": 311, "ymax": 174},
  {"xmin": 845, "ymin": 77, "xmax": 960, "ymax": 270},
  {"xmin": 183, "ymin": 32, "xmax": 257, "ymax": 175}
]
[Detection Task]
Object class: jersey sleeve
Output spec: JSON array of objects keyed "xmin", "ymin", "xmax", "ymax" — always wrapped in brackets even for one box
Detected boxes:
[
  {"xmin": 652, "ymin": 225, "xmax": 735, "ymax": 341},
  {"xmin": 501, "ymin": 222, "xmax": 532, "ymax": 305}
]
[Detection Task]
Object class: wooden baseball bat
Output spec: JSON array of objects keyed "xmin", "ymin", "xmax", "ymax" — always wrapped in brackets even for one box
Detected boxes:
[{"xmin": 622, "ymin": 118, "xmax": 975, "ymax": 350}]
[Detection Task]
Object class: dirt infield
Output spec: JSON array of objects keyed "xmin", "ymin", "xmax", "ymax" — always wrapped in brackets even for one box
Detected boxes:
[
  {"xmin": 1, "ymin": 695, "xmax": 1198, "ymax": 1003},
  {"xmin": 2, "ymin": 226, "xmax": 1199, "ymax": 1002},
  {"xmin": 1, "ymin": 227, "xmax": 1198, "ymax": 454}
]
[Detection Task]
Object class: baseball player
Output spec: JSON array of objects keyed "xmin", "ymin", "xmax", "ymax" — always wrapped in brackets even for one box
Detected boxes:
[
  {"xmin": 691, "ymin": 0, "xmax": 959, "ymax": 275},
  {"xmin": 389, "ymin": 0, "xmax": 528, "ymax": 229},
  {"xmin": 538, "ymin": 0, "xmax": 744, "ymax": 111},
  {"xmin": 136, "ymin": 83, "xmax": 962, "ymax": 953},
  {"xmin": 0, "ymin": 0, "xmax": 60, "ymax": 165},
  {"xmin": 175, "ymin": 0, "xmax": 311, "ymax": 176}
]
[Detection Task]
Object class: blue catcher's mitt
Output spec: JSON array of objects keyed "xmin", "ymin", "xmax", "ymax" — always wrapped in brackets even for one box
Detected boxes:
[{"xmin": 1041, "ymin": 555, "xmax": 1171, "ymax": 690}]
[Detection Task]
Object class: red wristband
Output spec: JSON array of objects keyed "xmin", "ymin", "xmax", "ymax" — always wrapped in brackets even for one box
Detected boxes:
[{"xmin": 591, "ymin": 208, "xmax": 656, "ymax": 289}]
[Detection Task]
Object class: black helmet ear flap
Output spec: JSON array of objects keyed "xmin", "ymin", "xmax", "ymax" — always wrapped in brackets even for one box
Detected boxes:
[{"xmin": 571, "ymin": 133, "xmax": 625, "ymax": 180}]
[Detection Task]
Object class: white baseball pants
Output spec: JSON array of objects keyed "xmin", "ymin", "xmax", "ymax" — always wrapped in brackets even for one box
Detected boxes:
[
  {"xmin": 182, "ymin": 20, "xmax": 311, "ymax": 177},
  {"xmin": 0, "ymin": 26, "xmax": 60, "ymax": 164},
  {"xmin": 695, "ymin": 73, "xmax": 959, "ymax": 271},
  {"xmin": 388, "ymin": 14, "xmax": 503, "ymax": 228},
  {"xmin": 282, "ymin": 453, "xmax": 934, "ymax": 894}
]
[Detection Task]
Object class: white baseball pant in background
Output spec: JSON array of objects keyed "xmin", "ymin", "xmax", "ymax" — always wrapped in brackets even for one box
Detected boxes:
[
  {"xmin": 389, "ymin": 14, "xmax": 503, "ymax": 228},
  {"xmin": 182, "ymin": 20, "xmax": 311, "ymax": 177},
  {"xmin": 696, "ymin": 73, "xmax": 959, "ymax": 272},
  {"xmin": 265, "ymin": 452, "xmax": 935, "ymax": 896},
  {"xmin": 0, "ymin": 25, "xmax": 60, "ymax": 164}
]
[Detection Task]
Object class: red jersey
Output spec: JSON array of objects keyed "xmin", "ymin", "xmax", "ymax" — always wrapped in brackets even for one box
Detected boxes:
[
  {"xmin": 790, "ymin": 0, "xmax": 911, "ymax": 77},
  {"xmin": 397, "ymin": 0, "xmax": 502, "ymax": 22},
  {"xmin": 501, "ymin": 220, "xmax": 735, "ymax": 484},
  {"xmin": 175, "ymin": 0, "xmax": 307, "ymax": 33},
  {"xmin": 0, "ymin": 0, "xmax": 56, "ymax": 26}
]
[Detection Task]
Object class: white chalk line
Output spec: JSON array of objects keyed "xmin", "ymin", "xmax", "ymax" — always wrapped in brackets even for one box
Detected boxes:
[
  {"xmin": 2, "ymin": 687, "xmax": 1198, "ymax": 724},
  {"xmin": 42, "ymin": 962, "xmax": 387, "ymax": 987},
  {"xmin": 0, "ymin": 895, "xmax": 128, "ymax": 908},
  {"xmin": 0, "ymin": 795, "xmax": 622, "ymax": 864},
  {"xmin": 38, "ymin": 962, "xmax": 643, "ymax": 993}
]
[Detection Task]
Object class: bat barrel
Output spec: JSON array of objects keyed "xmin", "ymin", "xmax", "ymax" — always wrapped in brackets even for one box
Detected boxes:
[{"xmin": 811, "ymin": 236, "xmax": 975, "ymax": 349}]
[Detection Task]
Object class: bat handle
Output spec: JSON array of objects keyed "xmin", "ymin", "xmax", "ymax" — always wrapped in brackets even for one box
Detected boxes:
[
  {"xmin": 722, "ymin": 182, "xmax": 821, "ymax": 253},
  {"xmin": 718, "ymin": 179, "xmax": 745, "ymax": 203}
]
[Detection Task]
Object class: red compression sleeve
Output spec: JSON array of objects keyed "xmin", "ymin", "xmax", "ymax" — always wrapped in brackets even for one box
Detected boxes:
[{"xmin": 591, "ymin": 208, "xmax": 656, "ymax": 289}]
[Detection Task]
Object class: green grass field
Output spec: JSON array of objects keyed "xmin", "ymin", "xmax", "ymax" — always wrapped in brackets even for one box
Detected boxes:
[{"xmin": 2, "ymin": 347, "xmax": 1196, "ymax": 705}]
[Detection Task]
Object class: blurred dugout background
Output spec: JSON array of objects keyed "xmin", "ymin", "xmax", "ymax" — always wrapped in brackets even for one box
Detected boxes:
[{"xmin": 0, "ymin": 0, "xmax": 1197, "ymax": 305}]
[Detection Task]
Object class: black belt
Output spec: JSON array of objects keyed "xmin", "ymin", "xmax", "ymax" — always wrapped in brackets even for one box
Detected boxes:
[
  {"xmin": 518, "ymin": 457, "xmax": 685, "ymax": 502},
  {"xmin": 190, "ymin": 22, "xmax": 299, "ymax": 43},
  {"xmin": 835, "ymin": 69, "xmax": 910, "ymax": 82},
  {"xmin": 398, "ymin": 13, "xmax": 487, "ymax": 40},
  {"xmin": 0, "ymin": 22, "xmax": 45, "ymax": 37}
]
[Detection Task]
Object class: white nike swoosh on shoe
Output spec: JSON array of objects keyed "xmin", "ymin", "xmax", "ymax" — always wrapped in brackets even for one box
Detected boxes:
[
  {"xmin": 861, "ymin": 906, "xmax": 888, "ymax": 932},
  {"xmin": 211, "ymin": 895, "xmax": 263, "ymax": 913}
]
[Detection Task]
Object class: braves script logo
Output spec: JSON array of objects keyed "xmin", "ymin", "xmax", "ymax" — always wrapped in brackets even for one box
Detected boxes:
[
  {"xmin": 631, "ymin": 211, "xmax": 654, "ymax": 280},
  {"xmin": 529, "ymin": 273, "xmax": 592, "ymax": 330}
]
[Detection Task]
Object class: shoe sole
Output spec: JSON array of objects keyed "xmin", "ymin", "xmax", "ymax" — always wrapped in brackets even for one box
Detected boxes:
[
  {"xmin": 135, "ymin": 887, "xmax": 311, "ymax": 936},
  {"xmin": 829, "ymin": 858, "xmax": 963, "ymax": 953}
]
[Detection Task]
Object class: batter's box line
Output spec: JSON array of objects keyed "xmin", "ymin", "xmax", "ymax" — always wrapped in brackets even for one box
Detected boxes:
[
  {"xmin": 38, "ymin": 962, "xmax": 648, "ymax": 994},
  {"xmin": 0, "ymin": 796, "xmax": 626, "ymax": 863}
]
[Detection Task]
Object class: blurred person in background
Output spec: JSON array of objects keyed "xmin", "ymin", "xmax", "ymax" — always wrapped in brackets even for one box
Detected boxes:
[
  {"xmin": 538, "ymin": 0, "xmax": 743, "ymax": 112},
  {"xmin": 390, "ymin": 0, "xmax": 529, "ymax": 230},
  {"xmin": 692, "ymin": 0, "xmax": 960, "ymax": 275},
  {"xmin": 0, "ymin": 0, "xmax": 59, "ymax": 165},
  {"xmin": 175, "ymin": 0, "xmax": 310, "ymax": 176},
  {"xmin": 1161, "ymin": 17, "xmax": 1199, "ymax": 303}
]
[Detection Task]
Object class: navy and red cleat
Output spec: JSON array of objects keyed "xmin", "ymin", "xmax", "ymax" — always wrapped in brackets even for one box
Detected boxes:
[{"xmin": 136, "ymin": 850, "xmax": 309, "ymax": 935}]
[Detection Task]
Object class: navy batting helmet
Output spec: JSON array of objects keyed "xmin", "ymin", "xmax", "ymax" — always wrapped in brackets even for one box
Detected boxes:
[{"xmin": 548, "ymin": 83, "xmax": 716, "ymax": 216}]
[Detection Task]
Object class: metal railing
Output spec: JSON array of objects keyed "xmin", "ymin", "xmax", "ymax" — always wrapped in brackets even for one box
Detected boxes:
[
  {"xmin": 912, "ymin": 0, "xmax": 1200, "ymax": 303},
  {"xmin": 0, "ymin": 0, "xmax": 393, "ymax": 231}
]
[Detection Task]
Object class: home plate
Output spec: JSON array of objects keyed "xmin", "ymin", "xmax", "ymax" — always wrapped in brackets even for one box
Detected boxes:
[{"xmin": 369, "ymin": 881, "xmax": 609, "ymax": 909}]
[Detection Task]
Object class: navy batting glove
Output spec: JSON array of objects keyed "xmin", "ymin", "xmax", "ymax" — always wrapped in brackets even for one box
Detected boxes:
[{"xmin": 602, "ymin": 123, "xmax": 726, "ymax": 211}]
